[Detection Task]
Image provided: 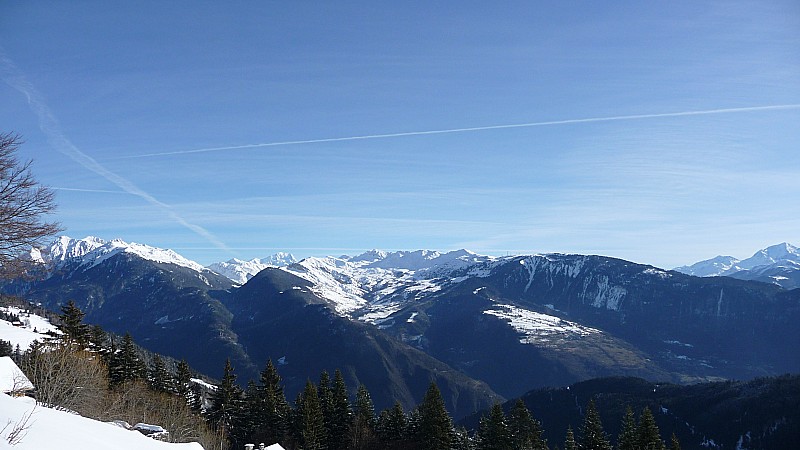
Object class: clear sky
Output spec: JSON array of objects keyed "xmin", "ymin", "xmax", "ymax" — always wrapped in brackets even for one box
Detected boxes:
[{"xmin": 1, "ymin": 1, "xmax": 799, "ymax": 269}]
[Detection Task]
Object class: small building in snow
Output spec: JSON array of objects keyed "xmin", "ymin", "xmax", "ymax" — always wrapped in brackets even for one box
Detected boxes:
[{"xmin": 0, "ymin": 356, "xmax": 33, "ymax": 396}]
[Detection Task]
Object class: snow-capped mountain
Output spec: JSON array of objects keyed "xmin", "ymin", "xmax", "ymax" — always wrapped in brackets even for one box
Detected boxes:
[
  {"xmin": 206, "ymin": 253, "xmax": 297, "ymax": 284},
  {"xmin": 278, "ymin": 249, "xmax": 502, "ymax": 317},
  {"xmin": 672, "ymin": 255, "xmax": 741, "ymax": 277},
  {"xmin": 346, "ymin": 248, "xmax": 490, "ymax": 271},
  {"xmin": 7, "ymin": 237, "xmax": 800, "ymax": 418},
  {"xmin": 674, "ymin": 242, "xmax": 800, "ymax": 288},
  {"xmin": 29, "ymin": 236, "xmax": 208, "ymax": 274},
  {"xmin": 737, "ymin": 242, "xmax": 799, "ymax": 270}
]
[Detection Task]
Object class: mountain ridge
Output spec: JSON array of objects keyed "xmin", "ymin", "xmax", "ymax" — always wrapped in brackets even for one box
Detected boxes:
[
  {"xmin": 6, "ymin": 236, "xmax": 799, "ymax": 418},
  {"xmin": 674, "ymin": 242, "xmax": 800, "ymax": 289}
]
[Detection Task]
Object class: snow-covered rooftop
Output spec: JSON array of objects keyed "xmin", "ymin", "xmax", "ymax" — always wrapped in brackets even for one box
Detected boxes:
[{"xmin": 0, "ymin": 357, "xmax": 33, "ymax": 393}]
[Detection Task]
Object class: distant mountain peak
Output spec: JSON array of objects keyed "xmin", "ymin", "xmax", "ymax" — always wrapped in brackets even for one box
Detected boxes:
[
  {"xmin": 674, "ymin": 242, "xmax": 800, "ymax": 289},
  {"xmin": 207, "ymin": 252, "xmax": 297, "ymax": 284},
  {"xmin": 32, "ymin": 236, "xmax": 207, "ymax": 274},
  {"xmin": 673, "ymin": 255, "xmax": 741, "ymax": 277},
  {"xmin": 349, "ymin": 249, "xmax": 389, "ymax": 262}
]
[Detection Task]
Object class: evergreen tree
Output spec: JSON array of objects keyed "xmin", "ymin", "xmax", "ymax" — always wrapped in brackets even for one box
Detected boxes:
[
  {"xmin": 637, "ymin": 407, "xmax": 665, "ymax": 450},
  {"xmin": 669, "ymin": 433, "xmax": 681, "ymax": 450},
  {"xmin": 376, "ymin": 401, "xmax": 407, "ymax": 444},
  {"xmin": 354, "ymin": 383, "xmax": 376, "ymax": 428},
  {"xmin": 0, "ymin": 339, "xmax": 12, "ymax": 357},
  {"xmin": 617, "ymin": 406, "xmax": 638, "ymax": 450},
  {"xmin": 318, "ymin": 371, "xmax": 334, "ymax": 449},
  {"xmin": 174, "ymin": 359, "xmax": 203, "ymax": 411},
  {"xmin": 579, "ymin": 399, "xmax": 612, "ymax": 450},
  {"xmin": 148, "ymin": 354, "xmax": 173, "ymax": 393},
  {"xmin": 239, "ymin": 380, "xmax": 261, "ymax": 443},
  {"xmin": 415, "ymin": 382, "xmax": 452, "ymax": 450},
  {"xmin": 507, "ymin": 398, "xmax": 547, "ymax": 450},
  {"xmin": 477, "ymin": 403, "xmax": 511, "ymax": 450},
  {"xmin": 328, "ymin": 369, "xmax": 352, "ymax": 450},
  {"xmin": 351, "ymin": 384, "xmax": 377, "ymax": 450},
  {"xmin": 175, "ymin": 359, "xmax": 193, "ymax": 398},
  {"xmin": 247, "ymin": 359, "xmax": 290, "ymax": 446},
  {"xmin": 296, "ymin": 379, "xmax": 327, "ymax": 450},
  {"xmin": 563, "ymin": 426, "xmax": 577, "ymax": 450},
  {"xmin": 207, "ymin": 358, "xmax": 244, "ymax": 441},
  {"xmin": 58, "ymin": 300, "xmax": 90, "ymax": 348},
  {"xmin": 108, "ymin": 332, "xmax": 147, "ymax": 385},
  {"xmin": 453, "ymin": 426, "xmax": 475, "ymax": 450},
  {"xmin": 12, "ymin": 344, "xmax": 22, "ymax": 364}
]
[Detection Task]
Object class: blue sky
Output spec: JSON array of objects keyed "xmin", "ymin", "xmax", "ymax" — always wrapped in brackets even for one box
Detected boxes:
[{"xmin": 1, "ymin": 1, "xmax": 799, "ymax": 268}]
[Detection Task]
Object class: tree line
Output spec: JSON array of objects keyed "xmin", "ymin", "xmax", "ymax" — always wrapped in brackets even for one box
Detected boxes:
[
  {"xmin": 206, "ymin": 356, "xmax": 682, "ymax": 450},
  {"xmin": 13, "ymin": 299, "xmax": 682, "ymax": 450}
]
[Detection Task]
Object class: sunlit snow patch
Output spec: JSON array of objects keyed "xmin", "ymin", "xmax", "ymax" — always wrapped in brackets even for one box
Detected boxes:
[{"xmin": 483, "ymin": 304, "xmax": 600, "ymax": 345}]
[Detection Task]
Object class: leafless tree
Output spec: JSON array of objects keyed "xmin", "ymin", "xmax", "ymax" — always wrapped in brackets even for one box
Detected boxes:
[
  {"xmin": 0, "ymin": 132, "xmax": 61, "ymax": 277},
  {"xmin": 20, "ymin": 343, "xmax": 108, "ymax": 413},
  {"xmin": 98, "ymin": 380, "xmax": 227, "ymax": 449}
]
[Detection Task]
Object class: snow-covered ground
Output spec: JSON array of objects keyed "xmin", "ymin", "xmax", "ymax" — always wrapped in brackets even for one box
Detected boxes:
[
  {"xmin": 0, "ymin": 393, "xmax": 203, "ymax": 449},
  {"xmin": 0, "ymin": 306, "xmax": 60, "ymax": 350},
  {"xmin": 483, "ymin": 304, "xmax": 601, "ymax": 345}
]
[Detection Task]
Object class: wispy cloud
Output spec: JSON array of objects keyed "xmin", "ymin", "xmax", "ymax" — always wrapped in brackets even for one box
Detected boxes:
[
  {"xmin": 117, "ymin": 104, "xmax": 800, "ymax": 159},
  {"xmin": 0, "ymin": 50, "xmax": 231, "ymax": 253}
]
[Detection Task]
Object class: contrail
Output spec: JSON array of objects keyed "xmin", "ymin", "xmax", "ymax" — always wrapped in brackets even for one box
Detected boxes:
[
  {"xmin": 120, "ymin": 103, "xmax": 800, "ymax": 159},
  {"xmin": 53, "ymin": 187, "xmax": 132, "ymax": 195},
  {"xmin": 0, "ymin": 50, "xmax": 232, "ymax": 253}
]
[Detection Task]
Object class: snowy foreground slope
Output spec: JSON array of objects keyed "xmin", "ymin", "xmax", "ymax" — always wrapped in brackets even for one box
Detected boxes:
[{"xmin": 0, "ymin": 394, "xmax": 202, "ymax": 450}]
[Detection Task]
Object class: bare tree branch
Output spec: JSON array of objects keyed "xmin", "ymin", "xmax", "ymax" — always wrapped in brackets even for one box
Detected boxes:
[{"xmin": 0, "ymin": 132, "xmax": 62, "ymax": 277}]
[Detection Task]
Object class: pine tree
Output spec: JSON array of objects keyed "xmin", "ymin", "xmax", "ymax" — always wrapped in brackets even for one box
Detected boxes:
[
  {"xmin": 58, "ymin": 300, "xmax": 91, "ymax": 348},
  {"xmin": 415, "ymin": 382, "xmax": 453, "ymax": 450},
  {"xmin": 108, "ymin": 332, "xmax": 147, "ymax": 385},
  {"xmin": 174, "ymin": 359, "xmax": 203, "ymax": 411},
  {"xmin": 175, "ymin": 359, "xmax": 193, "ymax": 398},
  {"xmin": 669, "ymin": 433, "xmax": 681, "ymax": 450},
  {"xmin": 88, "ymin": 324, "xmax": 110, "ymax": 359},
  {"xmin": 563, "ymin": 426, "xmax": 577, "ymax": 450},
  {"xmin": 296, "ymin": 379, "xmax": 327, "ymax": 450},
  {"xmin": 617, "ymin": 406, "xmax": 638, "ymax": 450},
  {"xmin": 351, "ymin": 383, "xmax": 377, "ymax": 450},
  {"xmin": 12, "ymin": 344, "xmax": 22, "ymax": 364},
  {"xmin": 207, "ymin": 358, "xmax": 244, "ymax": 441},
  {"xmin": 637, "ymin": 407, "xmax": 665, "ymax": 450},
  {"xmin": 507, "ymin": 398, "xmax": 547, "ymax": 450},
  {"xmin": 328, "ymin": 369, "xmax": 352, "ymax": 450},
  {"xmin": 0, "ymin": 339, "xmax": 12, "ymax": 357},
  {"xmin": 376, "ymin": 401, "xmax": 407, "ymax": 443},
  {"xmin": 579, "ymin": 399, "xmax": 612, "ymax": 450},
  {"xmin": 318, "ymin": 370, "xmax": 334, "ymax": 449},
  {"xmin": 452, "ymin": 426, "xmax": 475, "ymax": 450},
  {"xmin": 148, "ymin": 354, "xmax": 173, "ymax": 393},
  {"xmin": 248, "ymin": 359, "xmax": 290, "ymax": 446},
  {"xmin": 477, "ymin": 403, "xmax": 511, "ymax": 450}
]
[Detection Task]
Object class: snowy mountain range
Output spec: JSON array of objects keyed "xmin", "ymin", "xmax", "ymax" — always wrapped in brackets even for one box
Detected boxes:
[
  {"xmin": 6, "ymin": 236, "xmax": 800, "ymax": 418},
  {"xmin": 206, "ymin": 253, "xmax": 297, "ymax": 284},
  {"xmin": 27, "ymin": 236, "xmax": 209, "ymax": 274},
  {"xmin": 673, "ymin": 242, "xmax": 800, "ymax": 289}
]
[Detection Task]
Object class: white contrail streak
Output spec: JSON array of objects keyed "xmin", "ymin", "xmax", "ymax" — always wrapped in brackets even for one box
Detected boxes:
[
  {"xmin": 53, "ymin": 187, "xmax": 132, "ymax": 195},
  {"xmin": 121, "ymin": 104, "xmax": 800, "ymax": 159},
  {"xmin": 0, "ymin": 50, "xmax": 232, "ymax": 253}
]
